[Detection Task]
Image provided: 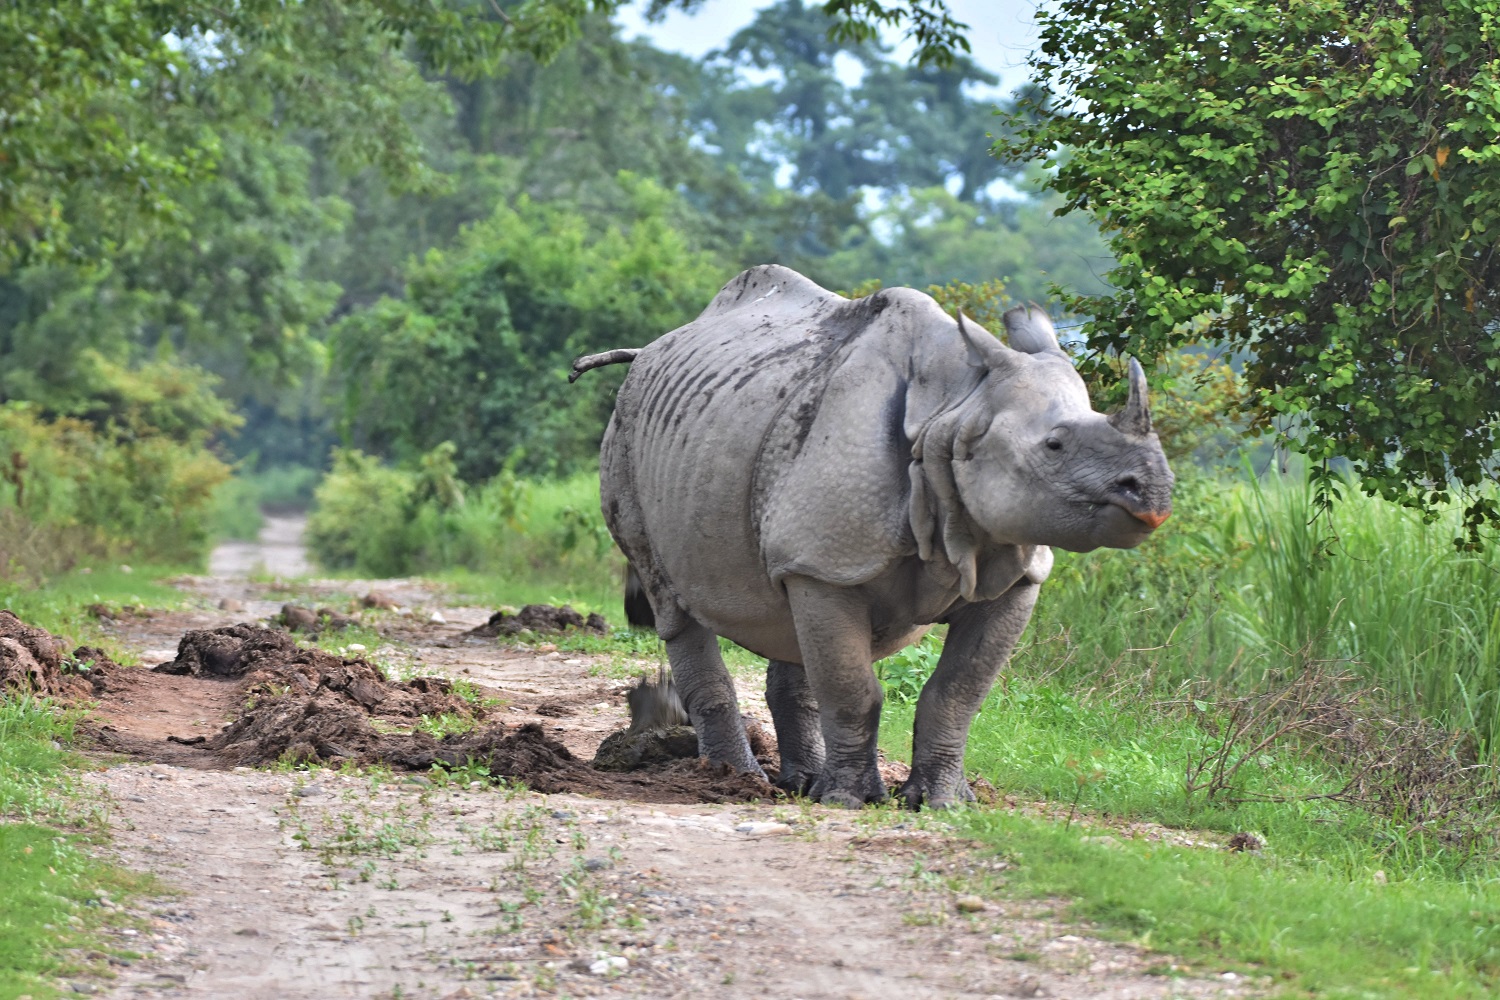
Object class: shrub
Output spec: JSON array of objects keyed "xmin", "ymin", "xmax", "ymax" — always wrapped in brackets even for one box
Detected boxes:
[
  {"xmin": 0, "ymin": 402, "xmax": 232, "ymax": 578},
  {"xmin": 306, "ymin": 446, "xmax": 621, "ymax": 604}
]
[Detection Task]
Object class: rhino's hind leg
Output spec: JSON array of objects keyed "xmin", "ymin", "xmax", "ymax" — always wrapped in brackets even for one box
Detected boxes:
[
  {"xmin": 664, "ymin": 618, "xmax": 765, "ymax": 778},
  {"xmin": 784, "ymin": 577, "xmax": 888, "ymax": 808},
  {"xmin": 901, "ymin": 580, "xmax": 1040, "ymax": 809},
  {"xmin": 765, "ymin": 660, "xmax": 825, "ymax": 794}
]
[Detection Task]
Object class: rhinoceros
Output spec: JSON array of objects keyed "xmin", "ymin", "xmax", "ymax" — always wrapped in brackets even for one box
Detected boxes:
[{"xmin": 571, "ymin": 265, "xmax": 1173, "ymax": 807}]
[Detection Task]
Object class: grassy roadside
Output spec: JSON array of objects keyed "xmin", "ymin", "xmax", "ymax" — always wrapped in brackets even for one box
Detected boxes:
[
  {"xmin": 877, "ymin": 680, "xmax": 1500, "ymax": 999},
  {"xmin": 0, "ymin": 696, "xmax": 155, "ymax": 1000},
  {"xmin": 0, "ymin": 569, "xmax": 181, "ymax": 999}
]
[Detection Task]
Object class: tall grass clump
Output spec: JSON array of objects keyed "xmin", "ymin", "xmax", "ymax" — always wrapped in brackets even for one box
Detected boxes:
[
  {"xmin": 1009, "ymin": 469, "xmax": 1500, "ymax": 747},
  {"xmin": 306, "ymin": 445, "xmax": 620, "ymax": 608}
]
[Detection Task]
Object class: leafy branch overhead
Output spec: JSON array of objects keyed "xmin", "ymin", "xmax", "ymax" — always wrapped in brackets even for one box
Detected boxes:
[{"xmin": 999, "ymin": 0, "xmax": 1500, "ymax": 544}]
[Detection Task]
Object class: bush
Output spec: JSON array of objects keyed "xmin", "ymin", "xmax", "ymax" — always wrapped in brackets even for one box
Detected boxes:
[
  {"xmin": 329, "ymin": 175, "xmax": 729, "ymax": 481},
  {"xmin": 305, "ymin": 451, "xmax": 418, "ymax": 576},
  {"xmin": 306, "ymin": 446, "xmax": 621, "ymax": 605},
  {"xmin": 0, "ymin": 403, "xmax": 231, "ymax": 578}
]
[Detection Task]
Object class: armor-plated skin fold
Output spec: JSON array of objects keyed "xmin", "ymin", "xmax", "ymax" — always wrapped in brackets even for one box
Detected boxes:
[{"xmin": 586, "ymin": 266, "xmax": 1173, "ymax": 807}]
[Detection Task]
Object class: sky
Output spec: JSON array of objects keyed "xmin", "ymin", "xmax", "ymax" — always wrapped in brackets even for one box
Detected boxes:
[{"xmin": 614, "ymin": 0, "xmax": 1045, "ymax": 97}]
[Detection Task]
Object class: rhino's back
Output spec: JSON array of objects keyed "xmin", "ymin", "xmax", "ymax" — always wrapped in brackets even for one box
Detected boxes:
[{"xmin": 606, "ymin": 267, "xmax": 884, "ymax": 643}]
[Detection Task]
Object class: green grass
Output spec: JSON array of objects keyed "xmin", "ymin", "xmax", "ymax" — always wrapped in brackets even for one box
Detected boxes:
[
  {"xmin": 862, "ymin": 471, "xmax": 1500, "ymax": 996},
  {"xmin": 0, "ymin": 697, "xmax": 152, "ymax": 999},
  {"xmin": 1011, "ymin": 471, "xmax": 1500, "ymax": 745},
  {"xmin": 0, "ymin": 565, "xmax": 190, "ymax": 664},
  {"xmin": 308, "ymin": 461, "xmax": 627, "ymax": 603},
  {"xmin": 957, "ymin": 809, "xmax": 1500, "ymax": 999},
  {"xmin": 876, "ymin": 667, "xmax": 1500, "ymax": 995},
  {"xmin": 0, "ymin": 566, "xmax": 187, "ymax": 997}
]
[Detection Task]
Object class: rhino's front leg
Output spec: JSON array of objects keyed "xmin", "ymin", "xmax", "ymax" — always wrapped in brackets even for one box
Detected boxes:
[
  {"xmin": 901, "ymin": 580, "xmax": 1039, "ymax": 809},
  {"xmin": 765, "ymin": 660, "xmax": 825, "ymax": 794},
  {"xmin": 665, "ymin": 619, "xmax": 766, "ymax": 778},
  {"xmin": 784, "ymin": 577, "xmax": 888, "ymax": 807}
]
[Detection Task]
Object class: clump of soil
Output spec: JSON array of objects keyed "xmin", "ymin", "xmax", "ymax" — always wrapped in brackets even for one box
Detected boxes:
[
  {"xmin": 151, "ymin": 622, "xmax": 774, "ymax": 802},
  {"xmin": 624, "ymin": 666, "xmax": 688, "ymax": 731},
  {"xmin": 209, "ymin": 696, "xmax": 779, "ymax": 804},
  {"xmin": 594, "ymin": 725, "xmax": 701, "ymax": 771},
  {"xmin": 468, "ymin": 604, "xmax": 609, "ymax": 637},
  {"xmin": 0, "ymin": 611, "xmax": 125, "ymax": 699},
  {"xmin": 278, "ymin": 603, "xmax": 360, "ymax": 632},
  {"xmin": 593, "ymin": 714, "xmax": 777, "ymax": 776},
  {"xmin": 158, "ymin": 623, "xmax": 473, "ymax": 718}
]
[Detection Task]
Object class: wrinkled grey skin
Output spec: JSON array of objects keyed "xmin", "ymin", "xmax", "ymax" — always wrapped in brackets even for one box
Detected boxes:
[{"xmin": 582, "ymin": 266, "xmax": 1173, "ymax": 808}]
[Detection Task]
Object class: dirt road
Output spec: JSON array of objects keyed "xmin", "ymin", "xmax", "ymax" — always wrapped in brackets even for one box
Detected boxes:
[{"xmin": 77, "ymin": 521, "xmax": 1252, "ymax": 999}]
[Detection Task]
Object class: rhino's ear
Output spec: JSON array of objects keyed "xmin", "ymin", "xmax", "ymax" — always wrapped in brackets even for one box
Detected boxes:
[
  {"xmin": 1107, "ymin": 356, "xmax": 1154, "ymax": 437},
  {"xmin": 1003, "ymin": 305, "xmax": 1064, "ymax": 355},
  {"xmin": 956, "ymin": 311, "xmax": 1016, "ymax": 370}
]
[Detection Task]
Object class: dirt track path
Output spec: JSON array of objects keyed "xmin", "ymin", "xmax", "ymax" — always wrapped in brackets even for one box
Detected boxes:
[{"xmin": 80, "ymin": 518, "xmax": 1252, "ymax": 999}]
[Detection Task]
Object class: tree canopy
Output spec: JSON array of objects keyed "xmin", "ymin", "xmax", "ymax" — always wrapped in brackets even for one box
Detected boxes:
[
  {"xmin": 0, "ymin": 0, "xmax": 975, "ymax": 266},
  {"xmin": 1001, "ymin": 0, "xmax": 1500, "ymax": 542},
  {"xmin": 2, "ymin": 0, "xmax": 1111, "ymax": 501}
]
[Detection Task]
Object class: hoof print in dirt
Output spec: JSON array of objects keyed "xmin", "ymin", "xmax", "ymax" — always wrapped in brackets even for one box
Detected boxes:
[
  {"xmin": 468, "ymin": 604, "xmax": 609, "ymax": 638},
  {"xmin": 0, "ymin": 611, "xmax": 121, "ymax": 699}
]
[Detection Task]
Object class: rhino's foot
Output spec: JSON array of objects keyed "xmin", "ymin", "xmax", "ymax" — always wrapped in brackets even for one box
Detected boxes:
[
  {"xmin": 809, "ymin": 763, "xmax": 888, "ymax": 809},
  {"xmin": 773, "ymin": 762, "xmax": 820, "ymax": 796},
  {"xmin": 693, "ymin": 704, "xmax": 768, "ymax": 780},
  {"xmin": 899, "ymin": 765, "xmax": 977, "ymax": 810}
]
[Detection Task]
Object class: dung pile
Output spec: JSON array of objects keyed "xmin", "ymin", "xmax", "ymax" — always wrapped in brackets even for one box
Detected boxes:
[
  {"xmin": 593, "ymin": 667, "xmax": 777, "ymax": 777},
  {"xmin": 468, "ymin": 604, "xmax": 609, "ymax": 637},
  {"xmin": 0, "ymin": 610, "xmax": 123, "ymax": 700},
  {"xmin": 160, "ymin": 623, "xmax": 476, "ymax": 719}
]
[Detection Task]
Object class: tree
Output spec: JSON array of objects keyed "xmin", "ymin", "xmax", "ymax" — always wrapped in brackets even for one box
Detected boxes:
[
  {"xmin": 815, "ymin": 182, "xmax": 1112, "ymax": 302},
  {"xmin": 701, "ymin": 0, "xmax": 1009, "ymax": 202},
  {"xmin": 329, "ymin": 177, "xmax": 727, "ymax": 480},
  {"xmin": 1001, "ymin": 0, "xmax": 1500, "ymax": 543},
  {"xmin": 2, "ymin": 0, "xmax": 975, "ymax": 266}
]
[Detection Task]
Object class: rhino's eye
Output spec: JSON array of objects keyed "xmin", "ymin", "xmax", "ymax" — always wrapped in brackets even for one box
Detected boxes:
[{"xmin": 1045, "ymin": 436, "xmax": 1063, "ymax": 452}]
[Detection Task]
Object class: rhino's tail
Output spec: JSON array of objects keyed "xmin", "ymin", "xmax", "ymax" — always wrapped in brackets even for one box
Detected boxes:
[{"xmin": 569, "ymin": 348, "xmax": 641, "ymax": 383}]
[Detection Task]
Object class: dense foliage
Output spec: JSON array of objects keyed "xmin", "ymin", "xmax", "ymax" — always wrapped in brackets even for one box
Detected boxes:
[
  {"xmin": 0, "ymin": 0, "xmax": 1087, "ymax": 576},
  {"xmin": 1001, "ymin": 0, "xmax": 1500, "ymax": 542},
  {"xmin": 0, "ymin": 360, "xmax": 238, "ymax": 574},
  {"xmin": 330, "ymin": 179, "xmax": 726, "ymax": 478}
]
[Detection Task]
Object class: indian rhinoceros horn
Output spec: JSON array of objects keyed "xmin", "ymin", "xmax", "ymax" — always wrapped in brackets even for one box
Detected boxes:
[{"xmin": 1108, "ymin": 357, "xmax": 1153, "ymax": 437}]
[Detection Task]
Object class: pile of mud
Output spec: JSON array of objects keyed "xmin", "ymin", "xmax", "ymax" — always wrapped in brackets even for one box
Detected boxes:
[
  {"xmin": 468, "ymin": 604, "xmax": 609, "ymax": 637},
  {"xmin": 0, "ymin": 610, "xmax": 123, "ymax": 700},
  {"xmin": 4, "ymin": 610, "xmax": 779, "ymax": 805},
  {"xmin": 155, "ymin": 623, "xmax": 778, "ymax": 804},
  {"xmin": 157, "ymin": 624, "xmax": 471, "ymax": 719}
]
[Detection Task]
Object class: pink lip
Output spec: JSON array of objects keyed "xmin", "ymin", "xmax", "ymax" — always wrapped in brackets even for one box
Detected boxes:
[{"xmin": 1133, "ymin": 510, "xmax": 1170, "ymax": 530}]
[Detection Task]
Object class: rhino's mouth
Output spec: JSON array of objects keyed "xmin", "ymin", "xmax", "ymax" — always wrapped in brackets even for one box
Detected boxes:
[{"xmin": 1105, "ymin": 493, "xmax": 1171, "ymax": 530}]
